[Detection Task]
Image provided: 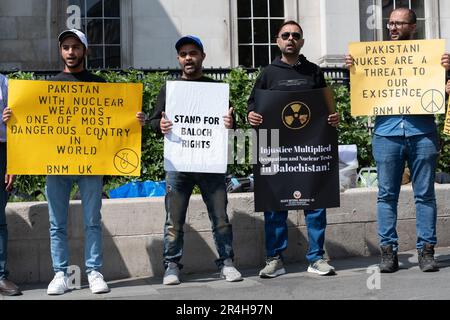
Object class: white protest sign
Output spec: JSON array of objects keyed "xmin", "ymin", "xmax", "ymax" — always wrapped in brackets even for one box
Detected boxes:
[{"xmin": 164, "ymin": 81, "xmax": 229, "ymax": 173}]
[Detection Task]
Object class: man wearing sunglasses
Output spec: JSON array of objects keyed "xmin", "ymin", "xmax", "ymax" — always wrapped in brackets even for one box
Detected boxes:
[
  {"xmin": 247, "ymin": 20, "xmax": 339, "ymax": 278},
  {"xmin": 345, "ymin": 8, "xmax": 450, "ymax": 273}
]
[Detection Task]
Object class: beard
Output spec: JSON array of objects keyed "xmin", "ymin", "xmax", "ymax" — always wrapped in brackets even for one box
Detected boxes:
[
  {"xmin": 281, "ymin": 48, "xmax": 300, "ymax": 57},
  {"xmin": 281, "ymin": 43, "xmax": 300, "ymax": 56},
  {"xmin": 182, "ymin": 62, "xmax": 200, "ymax": 75},
  {"xmin": 62, "ymin": 56, "xmax": 85, "ymax": 70},
  {"xmin": 390, "ymin": 31, "xmax": 412, "ymax": 41}
]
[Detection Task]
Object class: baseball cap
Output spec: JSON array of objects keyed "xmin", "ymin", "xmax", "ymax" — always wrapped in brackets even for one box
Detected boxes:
[
  {"xmin": 175, "ymin": 35, "xmax": 204, "ymax": 52},
  {"xmin": 58, "ymin": 29, "xmax": 89, "ymax": 49}
]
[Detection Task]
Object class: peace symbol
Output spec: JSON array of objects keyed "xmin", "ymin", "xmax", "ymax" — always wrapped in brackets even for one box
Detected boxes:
[{"xmin": 421, "ymin": 89, "xmax": 444, "ymax": 113}]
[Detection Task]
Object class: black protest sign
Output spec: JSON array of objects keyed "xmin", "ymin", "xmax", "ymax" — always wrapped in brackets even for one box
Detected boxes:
[{"xmin": 253, "ymin": 87, "xmax": 340, "ymax": 212}]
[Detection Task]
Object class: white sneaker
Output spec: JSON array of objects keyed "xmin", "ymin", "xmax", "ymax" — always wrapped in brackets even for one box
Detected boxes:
[
  {"xmin": 47, "ymin": 271, "xmax": 69, "ymax": 295},
  {"xmin": 220, "ymin": 258, "xmax": 243, "ymax": 282},
  {"xmin": 163, "ymin": 262, "xmax": 180, "ymax": 285},
  {"xmin": 88, "ymin": 271, "xmax": 110, "ymax": 294}
]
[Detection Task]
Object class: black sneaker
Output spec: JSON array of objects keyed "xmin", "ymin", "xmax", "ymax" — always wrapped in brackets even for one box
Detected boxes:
[
  {"xmin": 418, "ymin": 243, "xmax": 439, "ymax": 272},
  {"xmin": 379, "ymin": 245, "xmax": 399, "ymax": 273}
]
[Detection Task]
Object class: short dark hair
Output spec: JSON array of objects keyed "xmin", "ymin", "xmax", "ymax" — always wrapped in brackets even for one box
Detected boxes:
[
  {"xmin": 392, "ymin": 7, "xmax": 417, "ymax": 24},
  {"xmin": 277, "ymin": 20, "xmax": 304, "ymax": 38}
]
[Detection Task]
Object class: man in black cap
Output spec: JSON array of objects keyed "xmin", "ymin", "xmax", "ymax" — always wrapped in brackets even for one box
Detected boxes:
[{"xmin": 144, "ymin": 35, "xmax": 242, "ymax": 285}]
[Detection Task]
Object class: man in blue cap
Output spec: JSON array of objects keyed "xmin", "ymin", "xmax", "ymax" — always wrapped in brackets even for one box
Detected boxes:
[
  {"xmin": 174, "ymin": 35, "xmax": 204, "ymax": 52},
  {"xmin": 145, "ymin": 35, "xmax": 242, "ymax": 285}
]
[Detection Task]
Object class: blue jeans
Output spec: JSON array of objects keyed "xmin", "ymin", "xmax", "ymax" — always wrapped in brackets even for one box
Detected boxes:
[
  {"xmin": 163, "ymin": 171, "xmax": 234, "ymax": 269},
  {"xmin": 264, "ymin": 209, "xmax": 326, "ymax": 263},
  {"xmin": 46, "ymin": 175, "xmax": 104, "ymax": 274},
  {"xmin": 0, "ymin": 143, "xmax": 8, "ymax": 280},
  {"xmin": 372, "ymin": 133, "xmax": 438, "ymax": 251}
]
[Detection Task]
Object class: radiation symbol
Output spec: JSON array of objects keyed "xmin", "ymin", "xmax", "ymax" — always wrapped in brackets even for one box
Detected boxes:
[{"xmin": 282, "ymin": 101, "xmax": 311, "ymax": 129}]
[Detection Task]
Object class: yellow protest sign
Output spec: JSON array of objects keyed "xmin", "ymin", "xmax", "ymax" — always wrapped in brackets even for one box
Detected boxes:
[
  {"xmin": 349, "ymin": 39, "xmax": 445, "ymax": 116},
  {"xmin": 7, "ymin": 79, "xmax": 142, "ymax": 176},
  {"xmin": 444, "ymin": 99, "xmax": 450, "ymax": 135}
]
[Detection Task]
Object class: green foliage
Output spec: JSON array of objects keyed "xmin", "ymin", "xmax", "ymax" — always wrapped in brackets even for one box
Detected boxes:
[
  {"xmin": 332, "ymin": 83, "xmax": 375, "ymax": 168},
  {"xmin": 9, "ymin": 175, "xmax": 47, "ymax": 202},
  {"xmin": 7, "ymin": 71, "xmax": 37, "ymax": 80},
  {"xmin": 224, "ymin": 68, "xmax": 259, "ymax": 177},
  {"xmin": 436, "ymin": 113, "xmax": 450, "ymax": 172},
  {"xmin": 223, "ymin": 67, "xmax": 259, "ymax": 128}
]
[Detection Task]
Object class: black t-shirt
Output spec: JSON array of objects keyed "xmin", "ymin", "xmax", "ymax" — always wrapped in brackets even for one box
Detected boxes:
[{"xmin": 51, "ymin": 70, "xmax": 106, "ymax": 83}]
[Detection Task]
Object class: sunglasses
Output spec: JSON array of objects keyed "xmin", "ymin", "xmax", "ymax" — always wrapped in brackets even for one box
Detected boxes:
[{"xmin": 279, "ymin": 32, "xmax": 302, "ymax": 41}]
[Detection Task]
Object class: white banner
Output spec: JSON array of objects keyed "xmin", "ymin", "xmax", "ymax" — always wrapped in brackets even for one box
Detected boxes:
[{"xmin": 164, "ymin": 81, "xmax": 229, "ymax": 173}]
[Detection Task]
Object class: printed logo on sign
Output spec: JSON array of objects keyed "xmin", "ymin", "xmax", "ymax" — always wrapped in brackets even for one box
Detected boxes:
[
  {"xmin": 293, "ymin": 191, "xmax": 302, "ymax": 199},
  {"xmin": 113, "ymin": 148, "xmax": 140, "ymax": 174},
  {"xmin": 421, "ymin": 89, "xmax": 444, "ymax": 113},
  {"xmin": 282, "ymin": 101, "xmax": 310, "ymax": 130}
]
